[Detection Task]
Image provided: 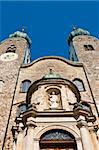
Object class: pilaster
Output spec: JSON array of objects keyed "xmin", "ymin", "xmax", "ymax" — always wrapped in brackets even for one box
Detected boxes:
[
  {"xmin": 73, "ymin": 103, "xmax": 95, "ymax": 150},
  {"xmin": 89, "ymin": 123, "xmax": 99, "ymax": 150},
  {"xmin": 25, "ymin": 117, "xmax": 36, "ymax": 150},
  {"xmin": 16, "ymin": 120, "xmax": 24, "ymax": 150}
]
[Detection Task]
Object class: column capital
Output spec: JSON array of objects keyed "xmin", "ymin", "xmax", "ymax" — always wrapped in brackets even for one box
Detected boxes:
[
  {"xmin": 15, "ymin": 117, "xmax": 24, "ymax": 132},
  {"xmin": 88, "ymin": 122, "xmax": 95, "ymax": 131},
  {"xmin": 73, "ymin": 103, "xmax": 90, "ymax": 120},
  {"xmin": 88, "ymin": 122, "xmax": 99, "ymax": 132},
  {"xmin": 15, "ymin": 116, "xmax": 23, "ymax": 124},
  {"xmin": 86, "ymin": 115, "xmax": 96, "ymax": 123},
  {"xmin": 18, "ymin": 122, "xmax": 24, "ymax": 132},
  {"xmin": 26, "ymin": 117, "xmax": 37, "ymax": 128},
  {"xmin": 77, "ymin": 119, "xmax": 88, "ymax": 129},
  {"xmin": 97, "ymin": 129, "xmax": 99, "ymax": 139},
  {"xmin": 12, "ymin": 126, "xmax": 18, "ymax": 142}
]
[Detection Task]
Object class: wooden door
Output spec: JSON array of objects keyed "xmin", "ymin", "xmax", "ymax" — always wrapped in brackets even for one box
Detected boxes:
[
  {"xmin": 40, "ymin": 129, "xmax": 77, "ymax": 150},
  {"xmin": 40, "ymin": 141, "xmax": 76, "ymax": 150},
  {"xmin": 41, "ymin": 148, "xmax": 74, "ymax": 150}
]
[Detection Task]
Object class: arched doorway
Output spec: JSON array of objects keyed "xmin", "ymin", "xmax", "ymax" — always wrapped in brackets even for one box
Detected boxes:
[{"xmin": 39, "ymin": 129, "xmax": 77, "ymax": 150}]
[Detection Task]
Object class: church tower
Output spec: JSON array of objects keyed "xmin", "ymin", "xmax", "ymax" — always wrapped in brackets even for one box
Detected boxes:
[
  {"xmin": 0, "ymin": 30, "xmax": 31, "ymax": 149},
  {"xmin": 68, "ymin": 27, "xmax": 99, "ymax": 114}
]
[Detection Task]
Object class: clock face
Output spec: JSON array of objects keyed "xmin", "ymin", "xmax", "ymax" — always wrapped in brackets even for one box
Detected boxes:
[{"xmin": 0, "ymin": 52, "xmax": 18, "ymax": 61}]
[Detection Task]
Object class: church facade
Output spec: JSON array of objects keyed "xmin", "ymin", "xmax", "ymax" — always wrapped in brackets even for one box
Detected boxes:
[{"xmin": 0, "ymin": 28, "xmax": 99, "ymax": 150}]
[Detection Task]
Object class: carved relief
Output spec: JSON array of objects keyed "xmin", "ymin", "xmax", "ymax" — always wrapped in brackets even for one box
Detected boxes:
[
  {"xmin": 48, "ymin": 91, "xmax": 60, "ymax": 109},
  {"xmin": 47, "ymin": 88, "xmax": 62, "ymax": 110}
]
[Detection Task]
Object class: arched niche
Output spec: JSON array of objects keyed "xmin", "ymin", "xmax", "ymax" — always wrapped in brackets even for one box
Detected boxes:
[
  {"xmin": 45, "ymin": 87, "xmax": 62, "ymax": 110},
  {"xmin": 26, "ymin": 78, "xmax": 81, "ymax": 111}
]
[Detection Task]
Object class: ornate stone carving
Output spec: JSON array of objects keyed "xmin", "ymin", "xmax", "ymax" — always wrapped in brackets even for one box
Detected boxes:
[
  {"xmin": 77, "ymin": 119, "xmax": 88, "ymax": 129},
  {"xmin": 48, "ymin": 91, "xmax": 60, "ymax": 109},
  {"xmin": 26, "ymin": 117, "xmax": 37, "ymax": 128}
]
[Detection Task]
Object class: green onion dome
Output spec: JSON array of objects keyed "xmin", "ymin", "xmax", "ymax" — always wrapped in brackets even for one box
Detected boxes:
[{"xmin": 67, "ymin": 27, "xmax": 90, "ymax": 45}]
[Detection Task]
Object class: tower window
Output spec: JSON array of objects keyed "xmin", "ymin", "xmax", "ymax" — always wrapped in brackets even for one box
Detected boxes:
[
  {"xmin": 84, "ymin": 45, "xmax": 94, "ymax": 51},
  {"xmin": 73, "ymin": 78, "xmax": 85, "ymax": 92},
  {"xmin": 6, "ymin": 44, "xmax": 16, "ymax": 53},
  {"xmin": 0, "ymin": 80, "xmax": 4, "ymax": 93},
  {"xmin": 20, "ymin": 80, "xmax": 31, "ymax": 93}
]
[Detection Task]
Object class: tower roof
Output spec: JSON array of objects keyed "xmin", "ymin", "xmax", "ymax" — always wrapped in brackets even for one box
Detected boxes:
[
  {"xmin": 67, "ymin": 27, "xmax": 90, "ymax": 45},
  {"xmin": 9, "ymin": 30, "xmax": 32, "ymax": 46}
]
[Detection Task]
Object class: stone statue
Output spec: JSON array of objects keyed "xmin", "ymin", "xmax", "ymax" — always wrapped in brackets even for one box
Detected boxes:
[{"xmin": 48, "ymin": 91, "xmax": 60, "ymax": 109}]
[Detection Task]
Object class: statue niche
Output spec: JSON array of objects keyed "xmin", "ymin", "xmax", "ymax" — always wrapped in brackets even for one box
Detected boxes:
[{"xmin": 47, "ymin": 88, "xmax": 62, "ymax": 109}]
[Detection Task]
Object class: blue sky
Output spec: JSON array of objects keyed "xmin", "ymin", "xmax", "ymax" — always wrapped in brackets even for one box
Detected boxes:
[{"xmin": 0, "ymin": 1, "xmax": 99, "ymax": 61}]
